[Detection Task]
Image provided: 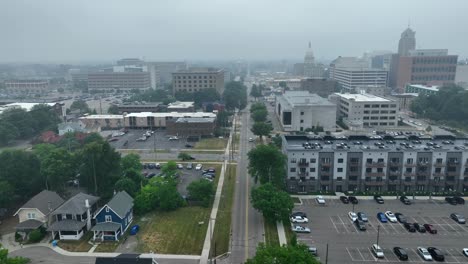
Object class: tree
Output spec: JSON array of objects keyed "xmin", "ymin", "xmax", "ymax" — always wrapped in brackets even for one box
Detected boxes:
[
  {"xmin": 114, "ymin": 177, "xmax": 138, "ymax": 197},
  {"xmin": 70, "ymin": 100, "xmax": 91, "ymax": 114},
  {"xmin": 178, "ymin": 153, "xmax": 193, "ymax": 161},
  {"xmin": 271, "ymin": 134, "xmax": 282, "ymax": 148},
  {"xmin": 134, "ymin": 184, "xmax": 158, "ymax": 214},
  {"xmin": 246, "ymin": 243, "xmax": 319, "ymax": 264},
  {"xmin": 158, "ymin": 183, "xmax": 185, "ymax": 211},
  {"xmin": 223, "ymin": 81, "xmax": 247, "ymax": 110},
  {"xmin": 278, "ymin": 81, "xmax": 287, "ymax": 88},
  {"xmin": 0, "ymin": 181, "xmax": 14, "ymax": 208},
  {"xmin": 0, "ymin": 108, "xmax": 34, "ymax": 138},
  {"xmin": 0, "ymin": 120, "xmax": 19, "ymax": 146},
  {"xmin": 0, "ymin": 248, "xmax": 30, "ymax": 264},
  {"xmin": 250, "ymin": 84, "xmax": 262, "ymax": 99},
  {"xmin": 251, "ymin": 109, "xmax": 268, "ymax": 122},
  {"xmin": 187, "ymin": 180, "xmax": 215, "ymax": 207},
  {"xmin": 251, "ymin": 183, "xmax": 293, "ymax": 222},
  {"xmin": 426, "ymin": 125, "xmax": 432, "ymax": 132},
  {"xmin": 248, "ymin": 144, "xmax": 286, "ymax": 187},
  {"xmin": 121, "ymin": 153, "xmax": 142, "ymax": 174},
  {"xmin": 29, "ymin": 104, "xmax": 61, "ymax": 133},
  {"xmin": 251, "ymin": 122, "xmax": 272, "ymax": 139},
  {"xmin": 108, "ymin": 104, "xmax": 120, "ymax": 114},
  {"xmin": 216, "ymin": 111, "xmax": 231, "ymax": 127},
  {"xmin": 250, "ymin": 103, "xmax": 266, "ymax": 113},
  {"xmin": 162, "ymin": 161, "xmax": 178, "ymax": 176}
]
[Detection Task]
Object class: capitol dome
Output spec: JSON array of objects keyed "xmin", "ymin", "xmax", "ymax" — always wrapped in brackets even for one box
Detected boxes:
[{"xmin": 304, "ymin": 41, "xmax": 315, "ymax": 64}]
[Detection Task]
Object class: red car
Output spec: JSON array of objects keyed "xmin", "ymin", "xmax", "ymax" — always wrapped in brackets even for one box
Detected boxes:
[{"xmin": 423, "ymin": 224, "xmax": 437, "ymax": 234}]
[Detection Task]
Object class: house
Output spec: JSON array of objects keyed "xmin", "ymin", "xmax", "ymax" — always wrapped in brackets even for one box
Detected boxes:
[
  {"xmin": 14, "ymin": 190, "xmax": 65, "ymax": 237},
  {"xmin": 91, "ymin": 191, "xmax": 133, "ymax": 241},
  {"xmin": 95, "ymin": 254, "xmax": 156, "ymax": 264},
  {"xmin": 47, "ymin": 193, "xmax": 99, "ymax": 240},
  {"xmin": 58, "ymin": 121, "xmax": 101, "ymax": 136}
]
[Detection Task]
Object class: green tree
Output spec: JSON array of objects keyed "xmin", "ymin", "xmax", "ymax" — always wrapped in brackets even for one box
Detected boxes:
[
  {"xmin": 108, "ymin": 104, "xmax": 120, "ymax": 114},
  {"xmin": 0, "ymin": 248, "xmax": 30, "ymax": 264},
  {"xmin": 0, "ymin": 120, "xmax": 19, "ymax": 146},
  {"xmin": 178, "ymin": 153, "xmax": 193, "ymax": 161},
  {"xmin": 251, "ymin": 122, "xmax": 272, "ymax": 139},
  {"xmin": 121, "ymin": 153, "xmax": 142, "ymax": 174},
  {"xmin": 248, "ymin": 144, "xmax": 286, "ymax": 187},
  {"xmin": 70, "ymin": 100, "xmax": 91, "ymax": 114},
  {"xmin": 29, "ymin": 104, "xmax": 61, "ymax": 132},
  {"xmin": 246, "ymin": 243, "xmax": 319, "ymax": 264},
  {"xmin": 0, "ymin": 150, "xmax": 42, "ymax": 198},
  {"xmin": 158, "ymin": 183, "xmax": 184, "ymax": 211},
  {"xmin": 250, "ymin": 84, "xmax": 262, "ymax": 99},
  {"xmin": 250, "ymin": 103, "xmax": 266, "ymax": 113},
  {"xmin": 187, "ymin": 180, "xmax": 215, "ymax": 207},
  {"xmin": 0, "ymin": 108, "xmax": 34, "ymax": 138},
  {"xmin": 216, "ymin": 111, "xmax": 231, "ymax": 127},
  {"xmin": 251, "ymin": 108, "xmax": 268, "ymax": 122},
  {"xmin": 271, "ymin": 134, "xmax": 282, "ymax": 148},
  {"xmin": 134, "ymin": 184, "xmax": 159, "ymax": 214},
  {"xmin": 162, "ymin": 161, "xmax": 178, "ymax": 176},
  {"xmin": 223, "ymin": 81, "xmax": 247, "ymax": 110},
  {"xmin": 0, "ymin": 181, "xmax": 14, "ymax": 208},
  {"xmin": 251, "ymin": 183, "xmax": 293, "ymax": 222},
  {"xmin": 193, "ymin": 88, "xmax": 220, "ymax": 107},
  {"xmin": 278, "ymin": 81, "xmax": 288, "ymax": 89},
  {"xmin": 114, "ymin": 177, "xmax": 138, "ymax": 197},
  {"xmin": 426, "ymin": 125, "xmax": 432, "ymax": 132}
]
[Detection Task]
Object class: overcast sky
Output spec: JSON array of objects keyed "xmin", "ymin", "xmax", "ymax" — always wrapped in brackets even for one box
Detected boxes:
[{"xmin": 1, "ymin": 0, "xmax": 467, "ymax": 63}]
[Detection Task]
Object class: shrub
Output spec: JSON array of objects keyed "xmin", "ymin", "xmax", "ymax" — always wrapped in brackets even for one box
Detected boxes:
[{"xmin": 28, "ymin": 229, "xmax": 45, "ymax": 243}]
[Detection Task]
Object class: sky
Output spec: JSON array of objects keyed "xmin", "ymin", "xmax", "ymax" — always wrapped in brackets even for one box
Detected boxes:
[{"xmin": 1, "ymin": 0, "xmax": 467, "ymax": 63}]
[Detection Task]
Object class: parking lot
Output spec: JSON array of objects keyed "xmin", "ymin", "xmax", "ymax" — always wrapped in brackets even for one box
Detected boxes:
[
  {"xmin": 293, "ymin": 197, "xmax": 468, "ymax": 263},
  {"xmin": 109, "ymin": 129, "xmax": 191, "ymax": 150}
]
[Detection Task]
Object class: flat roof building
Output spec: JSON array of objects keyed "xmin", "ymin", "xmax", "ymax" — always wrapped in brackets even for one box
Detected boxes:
[
  {"xmin": 167, "ymin": 117, "xmax": 216, "ymax": 137},
  {"xmin": 275, "ymin": 91, "xmax": 336, "ymax": 132},
  {"xmin": 172, "ymin": 68, "xmax": 224, "ymax": 95},
  {"xmin": 88, "ymin": 66, "xmax": 151, "ymax": 93},
  {"xmin": 167, "ymin": 101, "xmax": 195, "ymax": 112},
  {"xmin": 405, "ymin": 84, "xmax": 440, "ymax": 96},
  {"xmin": 5, "ymin": 80, "xmax": 49, "ymax": 95},
  {"xmin": 124, "ymin": 112, "xmax": 216, "ymax": 129}
]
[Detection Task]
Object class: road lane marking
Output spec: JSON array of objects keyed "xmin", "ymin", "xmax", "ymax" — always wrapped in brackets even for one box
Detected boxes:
[{"xmin": 329, "ymin": 216, "xmax": 340, "ymax": 234}]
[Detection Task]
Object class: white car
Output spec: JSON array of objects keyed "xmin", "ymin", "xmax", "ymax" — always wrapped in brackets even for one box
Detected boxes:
[
  {"xmin": 169, "ymin": 136, "xmax": 179, "ymax": 140},
  {"xmin": 195, "ymin": 164, "xmax": 203, "ymax": 170},
  {"xmin": 385, "ymin": 211, "xmax": 398, "ymax": 223},
  {"xmin": 177, "ymin": 164, "xmax": 183, "ymax": 169},
  {"xmin": 248, "ymin": 137, "xmax": 254, "ymax": 142},
  {"xmin": 290, "ymin": 216, "xmax": 309, "ymax": 223},
  {"xmin": 371, "ymin": 244, "xmax": 384, "ymax": 258},
  {"xmin": 316, "ymin": 196, "xmax": 326, "ymax": 205},
  {"xmin": 348, "ymin": 212, "xmax": 358, "ymax": 222},
  {"xmin": 136, "ymin": 136, "xmax": 147, "ymax": 141},
  {"xmin": 417, "ymin": 247, "xmax": 432, "ymax": 261},
  {"xmin": 463, "ymin": 248, "xmax": 468, "ymax": 257},
  {"xmin": 291, "ymin": 225, "xmax": 311, "ymax": 233}
]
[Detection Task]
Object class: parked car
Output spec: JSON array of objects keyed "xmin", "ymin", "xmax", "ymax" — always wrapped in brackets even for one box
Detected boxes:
[
  {"xmin": 400, "ymin": 196, "xmax": 411, "ymax": 205},
  {"xmin": 374, "ymin": 195, "xmax": 384, "ymax": 204},
  {"xmin": 348, "ymin": 196, "xmax": 358, "ymax": 204},
  {"xmin": 355, "ymin": 219, "xmax": 366, "ymax": 231},
  {"xmin": 404, "ymin": 223, "xmax": 416, "ymax": 232},
  {"xmin": 142, "ymin": 163, "xmax": 148, "ymax": 169},
  {"xmin": 384, "ymin": 211, "xmax": 397, "ymax": 223},
  {"xmin": 393, "ymin": 247, "xmax": 408, "ymax": 260},
  {"xmin": 418, "ymin": 247, "xmax": 433, "ymax": 261},
  {"xmin": 207, "ymin": 167, "xmax": 216, "ymax": 173},
  {"xmin": 186, "ymin": 163, "xmax": 193, "ymax": 169},
  {"xmin": 291, "ymin": 212, "xmax": 307, "ymax": 218},
  {"xmin": 146, "ymin": 172, "xmax": 156, "ymax": 179},
  {"xmin": 450, "ymin": 213, "xmax": 466, "ymax": 224},
  {"xmin": 348, "ymin": 212, "xmax": 358, "ymax": 222},
  {"xmin": 339, "ymin": 196, "xmax": 349, "ymax": 204},
  {"xmin": 357, "ymin": 212, "xmax": 368, "ymax": 222},
  {"xmin": 177, "ymin": 164, "xmax": 183, "ymax": 169},
  {"xmin": 446, "ymin": 196, "xmax": 459, "ymax": 205},
  {"xmin": 427, "ymin": 247, "xmax": 444, "ymax": 261},
  {"xmin": 108, "ymin": 137, "xmax": 119, "ymax": 142},
  {"xmin": 423, "ymin": 224, "xmax": 437, "ymax": 234},
  {"xmin": 169, "ymin": 136, "xmax": 179, "ymax": 141},
  {"xmin": 291, "ymin": 216, "xmax": 309, "ymax": 223},
  {"xmin": 454, "ymin": 196, "xmax": 465, "ymax": 204},
  {"xmin": 248, "ymin": 138, "xmax": 254, "ymax": 142},
  {"xmin": 377, "ymin": 212, "xmax": 388, "ymax": 223},
  {"xmin": 155, "ymin": 163, "xmax": 161, "ymax": 169},
  {"xmin": 308, "ymin": 247, "xmax": 318, "ymax": 256},
  {"xmin": 395, "ymin": 213, "xmax": 407, "ymax": 223},
  {"xmin": 316, "ymin": 196, "xmax": 325, "ymax": 205},
  {"xmin": 463, "ymin": 248, "xmax": 468, "ymax": 257},
  {"xmin": 413, "ymin": 223, "xmax": 426, "ymax": 233},
  {"xmin": 185, "ymin": 144, "xmax": 193, "ymax": 148},
  {"xmin": 371, "ymin": 244, "xmax": 384, "ymax": 258},
  {"xmin": 292, "ymin": 225, "xmax": 311, "ymax": 233},
  {"xmin": 195, "ymin": 164, "xmax": 203, "ymax": 170},
  {"xmin": 148, "ymin": 163, "xmax": 156, "ymax": 169},
  {"xmin": 136, "ymin": 136, "xmax": 147, "ymax": 141}
]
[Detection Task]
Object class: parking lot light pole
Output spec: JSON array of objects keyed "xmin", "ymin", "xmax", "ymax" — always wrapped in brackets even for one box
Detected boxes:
[
  {"xmin": 376, "ymin": 225, "xmax": 380, "ymax": 246},
  {"xmin": 352, "ymin": 203, "xmax": 355, "ymax": 212}
]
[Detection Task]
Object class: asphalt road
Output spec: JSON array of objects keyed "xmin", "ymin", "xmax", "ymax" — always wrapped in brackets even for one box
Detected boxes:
[
  {"xmin": 293, "ymin": 197, "xmax": 468, "ymax": 264},
  {"xmin": 228, "ymin": 84, "xmax": 265, "ymax": 263}
]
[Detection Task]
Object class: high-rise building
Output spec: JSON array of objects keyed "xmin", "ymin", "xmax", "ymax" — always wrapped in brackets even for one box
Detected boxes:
[
  {"xmin": 5, "ymin": 80, "xmax": 49, "ymax": 94},
  {"xmin": 172, "ymin": 68, "xmax": 225, "ymax": 95},
  {"xmin": 117, "ymin": 58, "xmax": 144, "ymax": 66},
  {"xmin": 398, "ymin": 27, "xmax": 416, "ymax": 56},
  {"xmin": 88, "ymin": 66, "xmax": 151, "ymax": 93},
  {"xmin": 147, "ymin": 62, "xmax": 187, "ymax": 87}
]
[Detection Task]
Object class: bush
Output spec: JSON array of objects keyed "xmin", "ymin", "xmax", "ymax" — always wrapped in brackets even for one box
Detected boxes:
[
  {"xmin": 28, "ymin": 229, "xmax": 45, "ymax": 243},
  {"xmin": 15, "ymin": 232, "xmax": 23, "ymax": 242}
]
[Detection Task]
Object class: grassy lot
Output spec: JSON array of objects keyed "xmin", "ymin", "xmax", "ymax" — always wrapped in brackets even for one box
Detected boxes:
[
  {"xmin": 94, "ymin": 241, "xmax": 120, "ymax": 252},
  {"xmin": 212, "ymin": 164, "xmax": 236, "ymax": 256},
  {"xmin": 284, "ymin": 221, "xmax": 294, "ymax": 245},
  {"xmin": 179, "ymin": 149, "xmax": 225, "ymax": 154},
  {"xmin": 135, "ymin": 206, "xmax": 211, "ymax": 254},
  {"xmin": 194, "ymin": 138, "xmax": 227, "ymax": 150},
  {"xmin": 57, "ymin": 232, "xmax": 93, "ymax": 252},
  {"xmin": 291, "ymin": 197, "xmax": 301, "ymax": 204},
  {"xmin": 264, "ymin": 219, "xmax": 279, "ymax": 246}
]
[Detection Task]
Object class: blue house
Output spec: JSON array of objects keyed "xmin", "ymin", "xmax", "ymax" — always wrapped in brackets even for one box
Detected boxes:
[{"xmin": 91, "ymin": 191, "xmax": 134, "ymax": 241}]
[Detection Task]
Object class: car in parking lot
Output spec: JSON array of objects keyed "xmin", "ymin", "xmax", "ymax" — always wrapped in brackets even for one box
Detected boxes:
[
  {"xmin": 393, "ymin": 247, "xmax": 408, "ymax": 260},
  {"xmin": 413, "ymin": 223, "xmax": 426, "ymax": 233},
  {"xmin": 357, "ymin": 212, "xmax": 368, "ymax": 222},
  {"xmin": 395, "ymin": 213, "xmax": 407, "ymax": 223},
  {"xmin": 348, "ymin": 196, "xmax": 358, "ymax": 204},
  {"xmin": 427, "ymin": 247, "xmax": 444, "ymax": 261},
  {"xmin": 186, "ymin": 163, "xmax": 193, "ymax": 169},
  {"xmin": 155, "ymin": 163, "xmax": 161, "ymax": 169},
  {"xmin": 450, "ymin": 213, "xmax": 466, "ymax": 224},
  {"xmin": 339, "ymin": 196, "xmax": 349, "ymax": 204},
  {"xmin": 423, "ymin": 224, "xmax": 437, "ymax": 234},
  {"xmin": 463, "ymin": 248, "xmax": 468, "ymax": 257},
  {"xmin": 371, "ymin": 244, "xmax": 384, "ymax": 258},
  {"xmin": 384, "ymin": 211, "xmax": 397, "ymax": 223},
  {"xmin": 404, "ymin": 223, "xmax": 416, "ymax": 232},
  {"xmin": 195, "ymin": 164, "xmax": 203, "ymax": 170},
  {"xmin": 417, "ymin": 247, "xmax": 433, "ymax": 261},
  {"xmin": 146, "ymin": 172, "xmax": 156, "ymax": 179},
  {"xmin": 177, "ymin": 164, "xmax": 183, "ymax": 169},
  {"xmin": 315, "ymin": 196, "xmax": 325, "ymax": 205},
  {"xmin": 291, "ymin": 215, "xmax": 309, "ymax": 223},
  {"xmin": 400, "ymin": 195, "xmax": 411, "ymax": 205},
  {"xmin": 308, "ymin": 247, "xmax": 317, "ymax": 256},
  {"xmin": 169, "ymin": 136, "xmax": 179, "ymax": 141},
  {"xmin": 292, "ymin": 225, "xmax": 310, "ymax": 233},
  {"xmin": 291, "ymin": 212, "xmax": 307, "ymax": 218},
  {"xmin": 184, "ymin": 144, "xmax": 193, "ymax": 148},
  {"xmin": 136, "ymin": 136, "xmax": 147, "ymax": 141},
  {"xmin": 377, "ymin": 212, "xmax": 388, "ymax": 223},
  {"xmin": 446, "ymin": 196, "xmax": 459, "ymax": 205},
  {"xmin": 248, "ymin": 137, "xmax": 254, "ymax": 142},
  {"xmin": 147, "ymin": 163, "xmax": 155, "ymax": 169},
  {"xmin": 354, "ymin": 219, "xmax": 366, "ymax": 231},
  {"xmin": 374, "ymin": 195, "xmax": 384, "ymax": 204},
  {"xmin": 348, "ymin": 212, "xmax": 358, "ymax": 222}
]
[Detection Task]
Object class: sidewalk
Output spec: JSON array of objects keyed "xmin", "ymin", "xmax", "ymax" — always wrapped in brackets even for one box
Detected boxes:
[{"xmin": 276, "ymin": 221, "xmax": 287, "ymax": 246}]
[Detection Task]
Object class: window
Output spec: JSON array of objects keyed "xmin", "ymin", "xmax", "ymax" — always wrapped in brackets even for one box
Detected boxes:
[
  {"xmin": 310, "ymin": 158, "xmax": 316, "ymax": 163},
  {"xmin": 27, "ymin": 213, "xmax": 36, "ymax": 219},
  {"xmin": 337, "ymin": 168, "xmax": 343, "ymax": 172},
  {"xmin": 105, "ymin": 207, "xmax": 109, "ymax": 213},
  {"xmin": 366, "ymin": 168, "xmax": 372, "ymax": 173},
  {"xmin": 406, "ymin": 158, "xmax": 413, "ymax": 164},
  {"xmin": 290, "ymin": 158, "xmax": 297, "ymax": 163},
  {"xmin": 336, "ymin": 177, "xmax": 343, "ymax": 181},
  {"xmin": 406, "ymin": 168, "xmax": 412, "ymax": 173},
  {"xmin": 366, "ymin": 158, "xmax": 373, "ymax": 164},
  {"xmin": 300, "ymin": 112, "xmax": 304, "ymax": 115},
  {"xmin": 338, "ymin": 158, "xmax": 344, "ymax": 163},
  {"xmin": 300, "ymin": 120, "xmax": 304, "ymax": 123},
  {"xmin": 105, "ymin": 215, "xmax": 112, "ymax": 222}
]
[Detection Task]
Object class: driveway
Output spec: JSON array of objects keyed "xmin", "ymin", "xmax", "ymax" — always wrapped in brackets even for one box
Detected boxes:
[{"xmin": 115, "ymin": 235, "xmax": 138, "ymax": 253}]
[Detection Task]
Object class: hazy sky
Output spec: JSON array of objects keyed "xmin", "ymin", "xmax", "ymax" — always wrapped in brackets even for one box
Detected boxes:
[{"xmin": 1, "ymin": 0, "xmax": 467, "ymax": 63}]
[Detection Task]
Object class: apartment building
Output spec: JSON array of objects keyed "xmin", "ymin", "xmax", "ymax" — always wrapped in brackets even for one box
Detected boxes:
[
  {"xmin": 282, "ymin": 135, "xmax": 468, "ymax": 194},
  {"xmin": 78, "ymin": 115, "xmax": 124, "ymax": 129},
  {"xmin": 172, "ymin": 68, "xmax": 224, "ymax": 95},
  {"xmin": 331, "ymin": 92, "xmax": 399, "ymax": 129},
  {"xmin": 88, "ymin": 66, "xmax": 151, "ymax": 93},
  {"xmin": 5, "ymin": 80, "xmax": 49, "ymax": 94},
  {"xmin": 124, "ymin": 112, "xmax": 216, "ymax": 129}
]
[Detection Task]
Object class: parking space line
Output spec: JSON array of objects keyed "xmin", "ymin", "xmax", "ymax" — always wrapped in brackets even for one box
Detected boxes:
[
  {"xmin": 439, "ymin": 217, "xmax": 463, "ymax": 235},
  {"xmin": 329, "ymin": 216, "xmax": 340, "ymax": 234},
  {"xmin": 346, "ymin": 247, "xmax": 359, "ymax": 262},
  {"xmin": 337, "ymin": 215, "xmax": 352, "ymax": 233},
  {"xmin": 365, "ymin": 248, "xmax": 378, "ymax": 261},
  {"xmin": 445, "ymin": 249, "xmax": 461, "ymax": 263},
  {"xmin": 426, "ymin": 216, "xmax": 450, "ymax": 233}
]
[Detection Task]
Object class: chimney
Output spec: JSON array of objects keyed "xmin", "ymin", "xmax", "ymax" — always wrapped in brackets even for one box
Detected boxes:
[{"xmin": 85, "ymin": 199, "xmax": 91, "ymax": 230}]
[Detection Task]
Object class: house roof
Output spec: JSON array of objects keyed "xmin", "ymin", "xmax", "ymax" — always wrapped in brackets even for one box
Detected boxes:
[
  {"xmin": 91, "ymin": 222, "xmax": 121, "ymax": 232},
  {"xmin": 47, "ymin": 219, "xmax": 87, "ymax": 231},
  {"xmin": 15, "ymin": 219, "xmax": 44, "ymax": 231},
  {"xmin": 58, "ymin": 122, "xmax": 85, "ymax": 132},
  {"xmin": 14, "ymin": 190, "xmax": 65, "ymax": 216},
  {"xmin": 95, "ymin": 254, "xmax": 153, "ymax": 264},
  {"xmin": 98, "ymin": 191, "xmax": 133, "ymax": 219},
  {"xmin": 53, "ymin": 193, "xmax": 99, "ymax": 215}
]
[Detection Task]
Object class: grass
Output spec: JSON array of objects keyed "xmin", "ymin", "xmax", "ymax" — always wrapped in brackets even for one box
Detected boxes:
[
  {"xmin": 179, "ymin": 150, "xmax": 225, "ymax": 154},
  {"xmin": 57, "ymin": 232, "xmax": 93, "ymax": 252},
  {"xmin": 194, "ymin": 138, "xmax": 227, "ymax": 150},
  {"xmin": 135, "ymin": 206, "xmax": 211, "ymax": 255},
  {"xmin": 284, "ymin": 221, "xmax": 294, "ymax": 245},
  {"xmin": 291, "ymin": 197, "xmax": 301, "ymax": 204},
  {"xmin": 94, "ymin": 241, "xmax": 120, "ymax": 252},
  {"xmin": 233, "ymin": 133, "xmax": 240, "ymax": 150},
  {"xmin": 212, "ymin": 164, "xmax": 236, "ymax": 256},
  {"xmin": 264, "ymin": 219, "xmax": 279, "ymax": 246}
]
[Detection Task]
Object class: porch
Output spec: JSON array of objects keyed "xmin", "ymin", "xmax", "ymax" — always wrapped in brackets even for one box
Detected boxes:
[
  {"xmin": 91, "ymin": 222, "xmax": 122, "ymax": 241},
  {"xmin": 47, "ymin": 219, "xmax": 87, "ymax": 240}
]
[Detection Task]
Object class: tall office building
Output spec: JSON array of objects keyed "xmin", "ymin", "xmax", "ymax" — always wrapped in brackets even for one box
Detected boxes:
[
  {"xmin": 172, "ymin": 68, "xmax": 225, "ymax": 95},
  {"xmin": 88, "ymin": 66, "xmax": 151, "ymax": 93},
  {"xmin": 398, "ymin": 27, "xmax": 416, "ymax": 56}
]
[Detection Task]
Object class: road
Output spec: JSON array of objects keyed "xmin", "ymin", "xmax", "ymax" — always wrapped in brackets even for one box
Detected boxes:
[{"xmin": 227, "ymin": 83, "xmax": 265, "ymax": 263}]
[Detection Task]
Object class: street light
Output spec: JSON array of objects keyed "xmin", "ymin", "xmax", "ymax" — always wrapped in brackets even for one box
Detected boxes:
[{"xmin": 376, "ymin": 225, "xmax": 380, "ymax": 246}]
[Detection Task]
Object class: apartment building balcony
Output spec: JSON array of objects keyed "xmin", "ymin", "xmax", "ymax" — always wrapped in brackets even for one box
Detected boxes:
[
  {"xmin": 433, "ymin": 162, "xmax": 446, "ymax": 167},
  {"xmin": 417, "ymin": 162, "xmax": 430, "ymax": 167},
  {"xmin": 366, "ymin": 162, "xmax": 386, "ymax": 168},
  {"xmin": 349, "ymin": 161, "xmax": 361, "ymax": 166},
  {"xmin": 298, "ymin": 161, "xmax": 309, "ymax": 167},
  {"xmin": 431, "ymin": 180, "xmax": 445, "ymax": 186},
  {"xmin": 348, "ymin": 171, "xmax": 360, "ymax": 176},
  {"xmin": 364, "ymin": 180, "xmax": 385, "ymax": 186},
  {"xmin": 319, "ymin": 180, "xmax": 332, "ymax": 185},
  {"xmin": 404, "ymin": 172, "xmax": 416, "ymax": 177},
  {"xmin": 447, "ymin": 161, "xmax": 460, "ymax": 166},
  {"xmin": 365, "ymin": 172, "xmax": 385, "ymax": 177},
  {"xmin": 297, "ymin": 172, "xmax": 309, "ymax": 177},
  {"xmin": 388, "ymin": 179, "xmax": 400, "ymax": 185},
  {"xmin": 404, "ymin": 163, "xmax": 417, "ymax": 167},
  {"xmin": 402, "ymin": 180, "xmax": 416, "ymax": 186},
  {"xmin": 446, "ymin": 171, "xmax": 459, "ymax": 177},
  {"xmin": 321, "ymin": 162, "xmax": 332, "ymax": 167},
  {"xmin": 433, "ymin": 172, "xmax": 445, "ymax": 177},
  {"xmin": 320, "ymin": 171, "xmax": 332, "ymax": 176},
  {"xmin": 388, "ymin": 161, "xmax": 401, "ymax": 167},
  {"xmin": 388, "ymin": 171, "xmax": 400, "ymax": 176}
]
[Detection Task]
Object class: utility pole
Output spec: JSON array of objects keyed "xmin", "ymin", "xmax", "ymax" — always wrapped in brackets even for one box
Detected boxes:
[
  {"xmin": 325, "ymin": 243, "xmax": 329, "ymax": 264},
  {"xmin": 376, "ymin": 225, "xmax": 380, "ymax": 245},
  {"xmin": 92, "ymin": 154, "xmax": 97, "ymax": 195}
]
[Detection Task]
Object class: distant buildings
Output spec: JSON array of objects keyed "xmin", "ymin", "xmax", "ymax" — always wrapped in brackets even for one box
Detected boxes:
[
  {"xmin": 167, "ymin": 117, "xmax": 216, "ymax": 137},
  {"xmin": 266, "ymin": 78, "xmax": 302, "ymax": 89},
  {"xmin": 455, "ymin": 64, "xmax": 468, "ymax": 88},
  {"xmin": 352, "ymin": 85, "xmax": 389, "ymax": 97},
  {"xmin": 300, "ymin": 78, "xmax": 339, "ymax": 98},
  {"xmin": 329, "ymin": 57, "xmax": 388, "ymax": 92},
  {"xmin": 330, "ymin": 92, "xmax": 399, "ymax": 129},
  {"xmin": 293, "ymin": 42, "xmax": 325, "ymax": 78},
  {"xmin": 5, "ymin": 80, "xmax": 49, "ymax": 95},
  {"xmin": 172, "ymin": 68, "xmax": 225, "ymax": 95},
  {"xmin": 117, "ymin": 58, "xmax": 144, "ymax": 66},
  {"xmin": 405, "ymin": 84, "xmax": 440, "ymax": 96},
  {"xmin": 124, "ymin": 112, "xmax": 216, "ymax": 130},
  {"xmin": 147, "ymin": 61, "xmax": 187, "ymax": 86},
  {"xmin": 398, "ymin": 28, "xmax": 416, "ymax": 56},
  {"xmin": 79, "ymin": 115, "xmax": 124, "ymax": 130},
  {"xmin": 167, "ymin": 101, "xmax": 195, "ymax": 112},
  {"xmin": 275, "ymin": 91, "xmax": 336, "ymax": 132},
  {"xmin": 116, "ymin": 103, "xmax": 162, "ymax": 114},
  {"xmin": 88, "ymin": 66, "xmax": 151, "ymax": 93}
]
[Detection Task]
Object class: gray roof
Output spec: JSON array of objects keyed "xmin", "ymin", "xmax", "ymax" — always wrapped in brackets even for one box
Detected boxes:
[
  {"xmin": 47, "ymin": 219, "xmax": 86, "ymax": 231},
  {"xmin": 91, "ymin": 222, "xmax": 121, "ymax": 232},
  {"xmin": 58, "ymin": 122, "xmax": 84, "ymax": 132},
  {"xmin": 15, "ymin": 190, "xmax": 65, "ymax": 216},
  {"xmin": 280, "ymin": 91, "xmax": 335, "ymax": 107},
  {"xmin": 175, "ymin": 117, "xmax": 215, "ymax": 124},
  {"xmin": 106, "ymin": 191, "xmax": 133, "ymax": 218},
  {"xmin": 53, "ymin": 193, "xmax": 99, "ymax": 215},
  {"xmin": 15, "ymin": 219, "xmax": 44, "ymax": 231}
]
